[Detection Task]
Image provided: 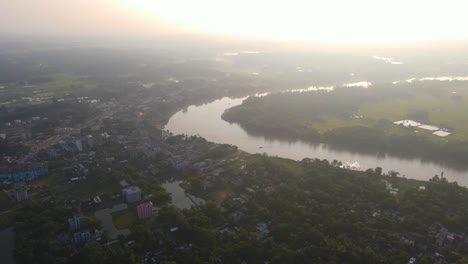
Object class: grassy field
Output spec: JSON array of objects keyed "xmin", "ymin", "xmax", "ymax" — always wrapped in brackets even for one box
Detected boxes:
[
  {"xmin": 111, "ymin": 209, "xmax": 138, "ymax": 229},
  {"xmin": 35, "ymin": 170, "xmax": 121, "ymax": 201},
  {"xmin": 39, "ymin": 73, "xmax": 97, "ymax": 94},
  {"xmin": 308, "ymin": 85, "xmax": 468, "ymax": 142}
]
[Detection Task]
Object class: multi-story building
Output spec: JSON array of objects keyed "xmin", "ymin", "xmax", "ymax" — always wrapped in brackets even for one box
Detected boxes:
[
  {"xmin": 137, "ymin": 202, "xmax": 155, "ymax": 219},
  {"xmin": 12, "ymin": 183, "xmax": 28, "ymax": 202},
  {"xmin": 73, "ymin": 231, "xmax": 91, "ymax": 244},
  {"xmin": 68, "ymin": 215, "xmax": 85, "ymax": 231},
  {"xmin": 122, "ymin": 186, "xmax": 142, "ymax": 203}
]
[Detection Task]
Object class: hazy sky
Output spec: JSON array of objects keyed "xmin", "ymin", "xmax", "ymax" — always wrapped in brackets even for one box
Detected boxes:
[{"xmin": 2, "ymin": 0, "xmax": 468, "ymax": 43}]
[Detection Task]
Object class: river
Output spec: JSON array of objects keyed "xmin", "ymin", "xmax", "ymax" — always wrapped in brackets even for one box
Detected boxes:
[{"xmin": 165, "ymin": 95, "xmax": 468, "ymax": 186}]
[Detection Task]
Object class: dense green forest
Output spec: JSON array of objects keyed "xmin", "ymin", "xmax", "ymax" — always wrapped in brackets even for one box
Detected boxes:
[{"xmin": 222, "ymin": 81, "xmax": 468, "ymax": 164}]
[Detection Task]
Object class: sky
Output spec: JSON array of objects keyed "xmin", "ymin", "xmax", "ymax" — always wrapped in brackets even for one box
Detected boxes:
[{"xmin": 1, "ymin": 0, "xmax": 468, "ymax": 44}]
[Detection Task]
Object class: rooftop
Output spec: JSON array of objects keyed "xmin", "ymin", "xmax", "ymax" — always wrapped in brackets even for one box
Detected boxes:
[{"xmin": 123, "ymin": 186, "xmax": 141, "ymax": 194}]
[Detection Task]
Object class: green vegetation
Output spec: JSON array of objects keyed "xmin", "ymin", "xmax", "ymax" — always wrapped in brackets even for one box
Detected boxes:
[
  {"xmin": 0, "ymin": 192, "xmax": 12, "ymax": 212},
  {"xmin": 38, "ymin": 73, "xmax": 97, "ymax": 94},
  {"xmin": 12, "ymin": 152, "xmax": 468, "ymax": 263},
  {"xmin": 222, "ymin": 81, "xmax": 468, "ymax": 164},
  {"xmin": 111, "ymin": 209, "xmax": 138, "ymax": 230}
]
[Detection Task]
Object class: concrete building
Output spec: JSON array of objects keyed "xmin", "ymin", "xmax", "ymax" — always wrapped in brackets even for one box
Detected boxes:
[
  {"xmin": 87, "ymin": 135, "xmax": 94, "ymax": 148},
  {"xmin": 12, "ymin": 183, "xmax": 28, "ymax": 202},
  {"xmin": 73, "ymin": 139, "xmax": 83, "ymax": 152},
  {"xmin": 137, "ymin": 202, "xmax": 155, "ymax": 219},
  {"xmin": 68, "ymin": 215, "xmax": 85, "ymax": 231},
  {"xmin": 122, "ymin": 186, "xmax": 142, "ymax": 203},
  {"xmin": 73, "ymin": 231, "xmax": 91, "ymax": 244}
]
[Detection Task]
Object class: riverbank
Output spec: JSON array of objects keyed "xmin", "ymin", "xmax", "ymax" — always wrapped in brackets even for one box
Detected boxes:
[
  {"xmin": 165, "ymin": 96, "xmax": 468, "ymax": 185},
  {"xmin": 221, "ymin": 83, "xmax": 468, "ymax": 168}
]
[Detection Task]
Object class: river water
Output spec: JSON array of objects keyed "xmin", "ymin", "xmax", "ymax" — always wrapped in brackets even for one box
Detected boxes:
[{"xmin": 165, "ymin": 95, "xmax": 468, "ymax": 186}]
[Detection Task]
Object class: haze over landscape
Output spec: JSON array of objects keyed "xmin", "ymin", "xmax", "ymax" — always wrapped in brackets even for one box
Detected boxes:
[
  {"xmin": 3, "ymin": 0, "xmax": 468, "ymax": 43},
  {"xmin": 2, "ymin": 1, "xmax": 468, "ymax": 264}
]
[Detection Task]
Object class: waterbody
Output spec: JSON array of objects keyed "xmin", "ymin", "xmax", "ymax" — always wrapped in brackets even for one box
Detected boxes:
[
  {"xmin": 162, "ymin": 181, "xmax": 205, "ymax": 210},
  {"xmin": 165, "ymin": 96, "xmax": 468, "ymax": 186},
  {"xmin": 95, "ymin": 204, "xmax": 131, "ymax": 239}
]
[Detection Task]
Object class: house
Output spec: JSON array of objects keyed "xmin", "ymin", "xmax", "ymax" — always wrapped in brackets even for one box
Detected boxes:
[
  {"xmin": 119, "ymin": 180, "xmax": 130, "ymax": 187},
  {"xmin": 256, "ymin": 223, "xmax": 270, "ymax": 238},
  {"xmin": 12, "ymin": 183, "xmax": 28, "ymax": 202},
  {"xmin": 73, "ymin": 139, "xmax": 83, "ymax": 152},
  {"xmin": 86, "ymin": 135, "xmax": 94, "ymax": 148},
  {"xmin": 122, "ymin": 186, "xmax": 142, "ymax": 203},
  {"xmin": 171, "ymin": 158, "xmax": 189, "ymax": 171},
  {"xmin": 73, "ymin": 231, "xmax": 91, "ymax": 244},
  {"xmin": 137, "ymin": 202, "xmax": 156, "ymax": 219},
  {"xmin": 93, "ymin": 196, "xmax": 102, "ymax": 204},
  {"xmin": 144, "ymin": 145, "xmax": 161, "ymax": 158}
]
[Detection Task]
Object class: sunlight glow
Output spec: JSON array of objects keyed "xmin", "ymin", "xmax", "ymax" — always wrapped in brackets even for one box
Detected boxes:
[{"xmin": 120, "ymin": 0, "xmax": 468, "ymax": 43}]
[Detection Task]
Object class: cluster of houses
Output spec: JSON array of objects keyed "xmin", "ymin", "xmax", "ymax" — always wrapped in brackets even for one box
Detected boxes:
[
  {"xmin": 122, "ymin": 186, "xmax": 156, "ymax": 220},
  {"xmin": 429, "ymin": 222, "xmax": 468, "ymax": 249},
  {"xmin": 57, "ymin": 215, "xmax": 104, "ymax": 246}
]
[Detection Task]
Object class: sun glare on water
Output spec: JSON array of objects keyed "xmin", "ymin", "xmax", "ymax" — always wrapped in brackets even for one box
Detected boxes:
[{"xmin": 121, "ymin": 0, "xmax": 468, "ymax": 43}]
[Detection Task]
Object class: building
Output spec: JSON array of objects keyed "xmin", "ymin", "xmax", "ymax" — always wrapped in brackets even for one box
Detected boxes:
[
  {"xmin": 86, "ymin": 135, "xmax": 94, "ymax": 148},
  {"xmin": 137, "ymin": 202, "xmax": 155, "ymax": 219},
  {"xmin": 68, "ymin": 215, "xmax": 85, "ymax": 231},
  {"xmin": 122, "ymin": 186, "xmax": 142, "ymax": 203},
  {"xmin": 73, "ymin": 231, "xmax": 91, "ymax": 244},
  {"xmin": 256, "ymin": 223, "xmax": 270, "ymax": 238},
  {"xmin": 73, "ymin": 139, "xmax": 83, "ymax": 152},
  {"xmin": 12, "ymin": 183, "xmax": 28, "ymax": 202},
  {"xmin": 0, "ymin": 163, "xmax": 48, "ymax": 180}
]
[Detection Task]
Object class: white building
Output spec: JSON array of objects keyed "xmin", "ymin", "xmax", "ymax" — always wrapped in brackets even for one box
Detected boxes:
[{"xmin": 122, "ymin": 186, "xmax": 142, "ymax": 203}]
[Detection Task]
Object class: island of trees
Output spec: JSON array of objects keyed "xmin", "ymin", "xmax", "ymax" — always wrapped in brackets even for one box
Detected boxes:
[{"xmin": 222, "ymin": 81, "xmax": 468, "ymax": 165}]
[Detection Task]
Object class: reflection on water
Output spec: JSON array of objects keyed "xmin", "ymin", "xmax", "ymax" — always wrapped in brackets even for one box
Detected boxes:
[
  {"xmin": 393, "ymin": 76, "xmax": 468, "ymax": 84},
  {"xmin": 345, "ymin": 81, "xmax": 372, "ymax": 88},
  {"xmin": 165, "ymin": 96, "xmax": 468, "ymax": 186},
  {"xmin": 372, "ymin": 56, "xmax": 404, "ymax": 65},
  {"xmin": 420, "ymin": 76, "xmax": 468, "ymax": 81},
  {"xmin": 286, "ymin": 86, "xmax": 334, "ymax": 93}
]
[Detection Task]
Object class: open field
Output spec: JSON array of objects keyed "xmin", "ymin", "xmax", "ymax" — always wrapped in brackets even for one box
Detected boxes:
[
  {"xmin": 111, "ymin": 209, "xmax": 138, "ymax": 230},
  {"xmin": 305, "ymin": 84, "xmax": 468, "ymax": 142},
  {"xmin": 38, "ymin": 73, "xmax": 97, "ymax": 94}
]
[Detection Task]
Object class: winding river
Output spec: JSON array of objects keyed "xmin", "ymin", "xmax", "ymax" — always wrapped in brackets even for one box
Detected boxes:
[{"xmin": 165, "ymin": 95, "xmax": 468, "ymax": 186}]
